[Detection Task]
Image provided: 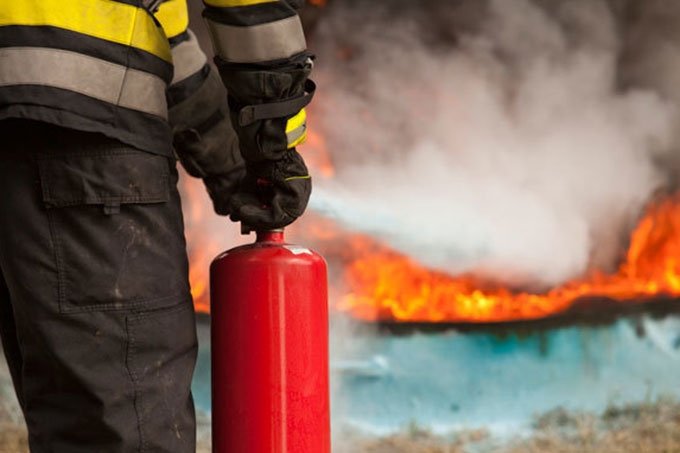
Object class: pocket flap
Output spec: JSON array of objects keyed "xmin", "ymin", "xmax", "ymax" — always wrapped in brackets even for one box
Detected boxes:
[{"xmin": 39, "ymin": 150, "xmax": 170, "ymax": 208}]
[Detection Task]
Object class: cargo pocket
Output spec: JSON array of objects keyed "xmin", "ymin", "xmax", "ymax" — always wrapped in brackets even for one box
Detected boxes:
[{"xmin": 38, "ymin": 148, "xmax": 191, "ymax": 313}]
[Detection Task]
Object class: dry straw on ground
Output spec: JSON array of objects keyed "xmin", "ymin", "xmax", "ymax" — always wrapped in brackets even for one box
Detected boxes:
[
  {"xmin": 1, "ymin": 395, "xmax": 679, "ymax": 452},
  {"xmin": 334, "ymin": 397, "xmax": 680, "ymax": 453}
]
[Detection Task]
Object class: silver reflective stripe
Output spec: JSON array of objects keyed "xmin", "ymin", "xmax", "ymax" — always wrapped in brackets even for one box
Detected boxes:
[
  {"xmin": 171, "ymin": 30, "xmax": 208, "ymax": 85},
  {"xmin": 287, "ymin": 123, "xmax": 306, "ymax": 146},
  {"xmin": 0, "ymin": 47, "xmax": 168, "ymax": 118},
  {"xmin": 143, "ymin": 0, "xmax": 165, "ymax": 13},
  {"xmin": 205, "ymin": 15, "xmax": 306, "ymax": 63}
]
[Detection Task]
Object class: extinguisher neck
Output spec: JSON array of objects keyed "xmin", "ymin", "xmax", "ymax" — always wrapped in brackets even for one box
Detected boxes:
[{"xmin": 256, "ymin": 229, "xmax": 285, "ymax": 243}]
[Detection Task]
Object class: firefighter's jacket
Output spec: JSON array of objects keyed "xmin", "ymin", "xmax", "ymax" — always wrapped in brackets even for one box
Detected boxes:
[{"xmin": 0, "ymin": 0, "xmax": 308, "ymax": 157}]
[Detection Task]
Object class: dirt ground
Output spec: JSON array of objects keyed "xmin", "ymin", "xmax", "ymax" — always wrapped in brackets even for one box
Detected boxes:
[
  {"xmin": 1, "ymin": 355, "xmax": 678, "ymax": 453},
  {"xmin": 334, "ymin": 397, "xmax": 680, "ymax": 453},
  {"xmin": 1, "ymin": 397, "xmax": 679, "ymax": 452}
]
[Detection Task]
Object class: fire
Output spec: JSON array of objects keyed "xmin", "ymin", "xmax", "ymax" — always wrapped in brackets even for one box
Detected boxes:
[
  {"xmin": 181, "ymin": 171, "xmax": 217, "ymax": 314},
  {"xmin": 338, "ymin": 194, "xmax": 680, "ymax": 323},
  {"xmin": 303, "ymin": 128, "xmax": 335, "ymax": 179},
  {"xmin": 181, "ymin": 111, "xmax": 680, "ymax": 324}
]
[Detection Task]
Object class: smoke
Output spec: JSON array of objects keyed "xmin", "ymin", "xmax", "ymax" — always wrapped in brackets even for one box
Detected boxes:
[{"xmin": 309, "ymin": 0, "xmax": 678, "ymax": 290}]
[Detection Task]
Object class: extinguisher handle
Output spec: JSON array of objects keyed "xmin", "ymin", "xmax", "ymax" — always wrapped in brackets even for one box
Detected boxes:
[{"xmin": 241, "ymin": 223, "xmax": 254, "ymax": 235}]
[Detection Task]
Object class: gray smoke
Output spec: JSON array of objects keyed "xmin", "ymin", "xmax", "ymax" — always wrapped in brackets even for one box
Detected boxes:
[{"xmin": 308, "ymin": 0, "xmax": 678, "ymax": 290}]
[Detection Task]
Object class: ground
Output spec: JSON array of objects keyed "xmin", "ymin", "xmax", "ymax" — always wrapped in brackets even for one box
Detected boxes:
[
  {"xmin": 334, "ymin": 397, "xmax": 680, "ymax": 453},
  {"xmin": 2, "ymin": 398, "xmax": 680, "ymax": 452},
  {"xmin": 2, "ymin": 359, "xmax": 679, "ymax": 452}
]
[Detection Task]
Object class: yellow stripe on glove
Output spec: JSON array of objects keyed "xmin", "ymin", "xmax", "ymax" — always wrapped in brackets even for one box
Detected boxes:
[{"xmin": 286, "ymin": 109, "xmax": 307, "ymax": 149}]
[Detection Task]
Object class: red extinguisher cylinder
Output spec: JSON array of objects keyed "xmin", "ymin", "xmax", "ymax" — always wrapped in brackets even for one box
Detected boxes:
[{"xmin": 210, "ymin": 230, "xmax": 330, "ymax": 453}]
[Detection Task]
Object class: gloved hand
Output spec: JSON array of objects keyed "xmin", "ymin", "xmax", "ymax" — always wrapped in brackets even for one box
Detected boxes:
[
  {"xmin": 215, "ymin": 52, "xmax": 315, "ymax": 229},
  {"xmin": 172, "ymin": 120, "xmax": 245, "ymax": 215},
  {"xmin": 229, "ymin": 149, "xmax": 311, "ymax": 229},
  {"xmin": 169, "ymin": 62, "xmax": 245, "ymax": 215}
]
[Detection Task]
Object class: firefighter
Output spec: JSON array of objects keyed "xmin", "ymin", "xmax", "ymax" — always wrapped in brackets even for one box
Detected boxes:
[{"xmin": 0, "ymin": 0, "xmax": 314, "ymax": 451}]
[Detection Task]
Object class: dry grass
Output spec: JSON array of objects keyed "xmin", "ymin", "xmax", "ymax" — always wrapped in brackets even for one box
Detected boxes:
[
  {"xmin": 0, "ymin": 423, "xmax": 27, "ymax": 453},
  {"xmin": 0, "ymin": 362, "xmax": 27, "ymax": 453},
  {"xmin": 336, "ymin": 397, "xmax": 680, "ymax": 453},
  {"xmin": 1, "ymin": 394, "xmax": 679, "ymax": 452},
  {"xmin": 333, "ymin": 424, "xmax": 488, "ymax": 453},
  {"xmin": 506, "ymin": 397, "xmax": 680, "ymax": 453}
]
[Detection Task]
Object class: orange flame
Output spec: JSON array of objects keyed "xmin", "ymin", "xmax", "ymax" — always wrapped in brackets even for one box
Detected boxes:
[
  {"xmin": 182, "ymin": 111, "xmax": 680, "ymax": 324},
  {"xmin": 338, "ymin": 194, "xmax": 680, "ymax": 323},
  {"xmin": 181, "ymin": 171, "xmax": 217, "ymax": 314}
]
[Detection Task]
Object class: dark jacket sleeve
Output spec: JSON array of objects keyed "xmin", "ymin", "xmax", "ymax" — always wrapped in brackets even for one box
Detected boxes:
[
  {"xmin": 202, "ymin": 0, "xmax": 308, "ymax": 66},
  {"xmin": 155, "ymin": 0, "xmax": 229, "ymax": 137},
  {"xmin": 201, "ymin": 0, "xmax": 314, "ymax": 166},
  {"xmin": 200, "ymin": 0, "xmax": 314, "ymax": 227}
]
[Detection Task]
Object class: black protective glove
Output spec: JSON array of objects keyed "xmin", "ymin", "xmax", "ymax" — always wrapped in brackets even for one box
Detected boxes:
[
  {"xmin": 172, "ymin": 120, "xmax": 244, "ymax": 215},
  {"xmin": 229, "ymin": 150, "xmax": 311, "ymax": 230},
  {"xmin": 215, "ymin": 53, "xmax": 315, "ymax": 229},
  {"xmin": 169, "ymin": 65, "xmax": 245, "ymax": 215}
]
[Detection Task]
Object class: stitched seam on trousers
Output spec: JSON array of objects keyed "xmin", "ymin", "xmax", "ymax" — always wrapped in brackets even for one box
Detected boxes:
[
  {"xmin": 45, "ymin": 209, "xmax": 67, "ymax": 311},
  {"xmin": 125, "ymin": 303, "xmax": 194, "ymax": 452},
  {"xmin": 58, "ymin": 293, "xmax": 188, "ymax": 314},
  {"xmin": 125, "ymin": 317, "xmax": 146, "ymax": 453},
  {"xmin": 126, "ymin": 300, "xmax": 192, "ymax": 323}
]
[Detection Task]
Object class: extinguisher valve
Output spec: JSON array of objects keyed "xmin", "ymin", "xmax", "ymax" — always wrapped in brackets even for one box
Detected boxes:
[
  {"xmin": 241, "ymin": 223, "xmax": 285, "ymax": 243},
  {"xmin": 241, "ymin": 223, "xmax": 284, "ymax": 235}
]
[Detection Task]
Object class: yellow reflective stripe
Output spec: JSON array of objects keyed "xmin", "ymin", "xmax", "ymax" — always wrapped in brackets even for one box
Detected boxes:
[
  {"xmin": 0, "ymin": 0, "xmax": 171, "ymax": 62},
  {"xmin": 286, "ymin": 108, "xmax": 306, "ymax": 134},
  {"xmin": 287, "ymin": 129, "xmax": 307, "ymax": 148},
  {"xmin": 204, "ymin": 0, "xmax": 277, "ymax": 7},
  {"xmin": 286, "ymin": 109, "xmax": 307, "ymax": 148},
  {"xmin": 156, "ymin": 0, "xmax": 189, "ymax": 40},
  {"xmin": 0, "ymin": 47, "xmax": 168, "ymax": 118},
  {"xmin": 284, "ymin": 175, "xmax": 311, "ymax": 182}
]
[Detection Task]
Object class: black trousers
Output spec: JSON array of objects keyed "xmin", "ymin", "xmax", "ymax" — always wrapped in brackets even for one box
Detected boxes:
[{"xmin": 0, "ymin": 120, "xmax": 198, "ymax": 452}]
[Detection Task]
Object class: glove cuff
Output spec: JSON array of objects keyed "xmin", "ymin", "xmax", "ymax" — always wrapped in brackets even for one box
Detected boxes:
[
  {"xmin": 235, "ymin": 79, "xmax": 315, "ymax": 128},
  {"xmin": 215, "ymin": 53, "xmax": 315, "ymax": 164}
]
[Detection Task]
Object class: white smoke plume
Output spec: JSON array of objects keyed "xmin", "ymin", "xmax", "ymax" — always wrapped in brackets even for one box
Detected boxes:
[{"xmin": 308, "ymin": 0, "xmax": 678, "ymax": 290}]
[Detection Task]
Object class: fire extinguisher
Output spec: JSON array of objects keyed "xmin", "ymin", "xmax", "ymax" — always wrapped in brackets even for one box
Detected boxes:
[{"xmin": 210, "ymin": 228, "xmax": 331, "ymax": 453}]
